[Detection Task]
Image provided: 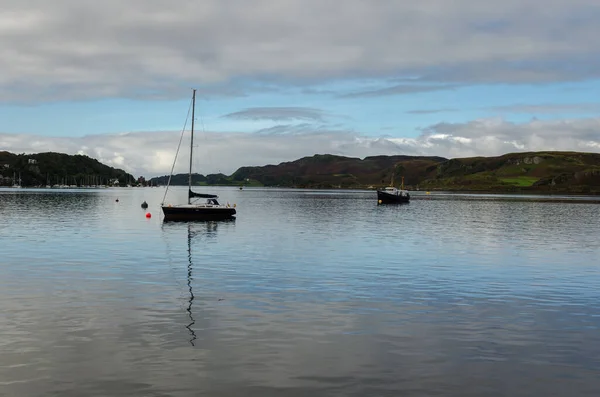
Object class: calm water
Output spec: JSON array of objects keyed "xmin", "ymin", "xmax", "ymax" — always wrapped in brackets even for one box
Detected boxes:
[{"xmin": 1, "ymin": 187, "xmax": 600, "ymax": 396}]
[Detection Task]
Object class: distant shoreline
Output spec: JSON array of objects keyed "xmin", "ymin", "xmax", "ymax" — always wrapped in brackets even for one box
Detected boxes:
[
  {"xmin": 4, "ymin": 150, "xmax": 600, "ymax": 193},
  {"xmin": 3, "ymin": 185, "xmax": 600, "ymax": 201}
]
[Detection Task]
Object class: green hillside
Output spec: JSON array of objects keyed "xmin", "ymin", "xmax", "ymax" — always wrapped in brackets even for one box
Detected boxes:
[
  {"xmin": 228, "ymin": 154, "xmax": 446, "ymax": 188},
  {"xmin": 4, "ymin": 150, "xmax": 600, "ymax": 194},
  {"xmin": 150, "ymin": 172, "xmax": 253, "ymax": 187},
  {"xmin": 149, "ymin": 151, "xmax": 600, "ymax": 193},
  {"xmin": 420, "ymin": 151, "xmax": 600, "ymax": 194},
  {"xmin": 151, "ymin": 154, "xmax": 447, "ymax": 189},
  {"xmin": 0, "ymin": 151, "xmax": 136, "ymax": 187}
]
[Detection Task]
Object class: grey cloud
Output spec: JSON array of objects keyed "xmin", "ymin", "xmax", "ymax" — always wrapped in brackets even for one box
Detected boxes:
[
  {"xmin": 408, "ymin": 103, "xmax": 600, "ymax": 116},
  {"xmin": 3, "ymin": 0, "xmax": 600, "ymax": 102},
  {"xmin": 488, "ymin": 103, "xmax": 600, "ymax": 114},
  {"xmin": 414, "ymin": 57, "xmax": 600, "ymax": 85},
  {"xmin": 340, "ymin": 84, "xmax": 458, "ymax": 98},
  {"xmin": 223, "ymin": 107, "xmax": 326, "ymax": 122},
  {"xmin": 406, "ymin": 108, "xmax": 459, "ymax": 115},
  {"xmin": 254, "ymin": 123, "xmax": 322, "ymax": 135},
  {"xmin": 2, "ymin": 117, "xmax": 600, "ymax": 176},
  {"xmin": 301, "ymin": 88, "xmax": 338, "ymax": 95}
]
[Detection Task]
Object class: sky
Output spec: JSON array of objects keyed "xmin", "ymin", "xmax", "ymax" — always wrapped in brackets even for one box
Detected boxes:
[{"xmin": 2, "ymin": 0, "xmax": 600, "ymax": 177}]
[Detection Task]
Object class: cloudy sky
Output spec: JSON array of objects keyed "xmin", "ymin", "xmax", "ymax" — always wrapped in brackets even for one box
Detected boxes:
[{"xmin": 2, "ymin": 0, "xmax": 600, "ymax": 177}]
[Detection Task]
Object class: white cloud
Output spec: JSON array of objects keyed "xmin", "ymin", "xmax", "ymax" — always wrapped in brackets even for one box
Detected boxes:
[
  {"xmin": 2, "ymin": 117, "xmax": 599, "ymax": 176},
  {"xmin": 2, "ymin": 0, "xmax": 600, "ymax": 101}
]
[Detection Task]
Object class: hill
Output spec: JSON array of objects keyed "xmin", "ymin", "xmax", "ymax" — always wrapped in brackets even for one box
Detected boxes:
[
  {"xmin": 150, "ymin": 151, "xmax": 600, "ymax": 194},
  {"xmin": 229, "ymin": 154, "xmax": 447, "ymax": 188},
  {"xmin": 150, "ymin": 154, "xmax": 447, "ymax": 188},
  {"xmin": 3, "ymin": 150, "xmax": 599, "ymax": 193},
  {"xmin": 0, "ymin": 151, "xmax": 136, "ymax": 187},
  {"xmin": 420, "ymin": 151, "xmax": 600, "ymax": 194},
  {"xmin": 150, "ymin": 172, "xmax": 238, "ymax": 187}
]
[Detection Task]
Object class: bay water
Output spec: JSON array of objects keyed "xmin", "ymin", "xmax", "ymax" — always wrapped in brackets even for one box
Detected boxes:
[{"xmin": 1, "ymin": 187, "xmax": 599, "ymax": 396}]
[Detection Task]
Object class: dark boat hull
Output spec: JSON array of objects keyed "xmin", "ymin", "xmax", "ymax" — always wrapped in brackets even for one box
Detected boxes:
[
  {"xmin": 377, "ymin": 190, "xmax": 410, "ymax": 204},
  {"xmin": 162, "ymin": 206, "xmax": 236, "ymax": 221}
]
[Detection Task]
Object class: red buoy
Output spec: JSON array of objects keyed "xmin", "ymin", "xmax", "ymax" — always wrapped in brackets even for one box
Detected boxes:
[{"xmin": 145, "ymin": 212, "xmax": 151, "ymax": 218}]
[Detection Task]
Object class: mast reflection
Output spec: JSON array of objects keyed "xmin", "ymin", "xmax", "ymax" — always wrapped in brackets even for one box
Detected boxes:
[
  {"xmin": 175, "ymin": 219, "xmax": 235, "ymax": 346},
  {"xmin": 186, "ymin": 223, "xmax": 197, "ymax": 346}
]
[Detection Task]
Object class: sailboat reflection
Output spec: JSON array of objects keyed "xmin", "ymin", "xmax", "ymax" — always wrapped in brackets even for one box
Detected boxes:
[{"xmin": 174, "ymin": 219, "xmax": 235, "ymax": 346}]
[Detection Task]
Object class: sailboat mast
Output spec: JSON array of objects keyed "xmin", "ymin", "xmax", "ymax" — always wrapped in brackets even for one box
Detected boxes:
[{"xmin": 188, "ymin": 89, "xmax": 196, "ymax": 205}]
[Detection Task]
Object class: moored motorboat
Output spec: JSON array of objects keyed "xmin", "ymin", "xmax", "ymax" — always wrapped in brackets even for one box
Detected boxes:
[
  {"xmin": 377, "ymin": 186, "xmax": 410, "ymax": 204},
  {"xmin": 377, "ymin": 175, "xmax": 410, "ymax": 204}
]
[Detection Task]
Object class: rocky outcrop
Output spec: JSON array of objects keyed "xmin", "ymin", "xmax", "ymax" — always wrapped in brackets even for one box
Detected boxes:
[{"xmin": 508, "ymin": 156, "xmax": 544, "ymax": 166}]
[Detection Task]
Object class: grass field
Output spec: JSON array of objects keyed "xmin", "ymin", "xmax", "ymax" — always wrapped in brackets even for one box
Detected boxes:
[{"xmin": 499, "ymin": 176, "xmax": 539, "ymax": 187}]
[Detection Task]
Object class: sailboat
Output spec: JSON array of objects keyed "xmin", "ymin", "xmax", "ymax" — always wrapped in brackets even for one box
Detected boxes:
[
  {"xmin": 377, "ymin": 174, "xmax": 410, "ymax": 204},
  {"xmin": 161, "ymin": 89, "xmax": 237, "ymax": 221},
  {"xmin": 12, "ymin": 172, "xmax": 22, "ymax": 188}
]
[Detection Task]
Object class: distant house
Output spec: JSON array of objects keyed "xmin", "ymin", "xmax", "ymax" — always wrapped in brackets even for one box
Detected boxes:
[
  {"xmin": 28, "ymin": 159, "xmax": 37, "ymax": 164},
  {"xmin": 111, "ymin": 178, "xmax": 120, "ymax": 186}
]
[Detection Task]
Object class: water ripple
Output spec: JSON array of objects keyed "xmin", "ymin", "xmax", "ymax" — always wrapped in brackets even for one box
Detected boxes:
[{"xmin": 1, "ymin": 187, "xmax": 600, "ymax": 396}]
